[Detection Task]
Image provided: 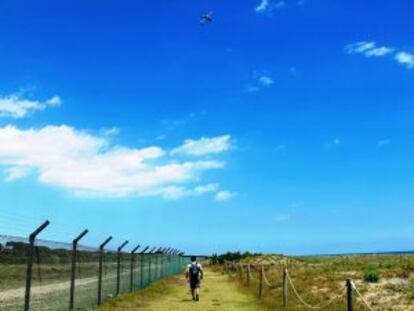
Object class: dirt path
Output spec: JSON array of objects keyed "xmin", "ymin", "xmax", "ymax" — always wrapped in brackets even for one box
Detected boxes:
[{"xmin": 96, "ymin": 268, "xmax": 269, "ymax": 311}]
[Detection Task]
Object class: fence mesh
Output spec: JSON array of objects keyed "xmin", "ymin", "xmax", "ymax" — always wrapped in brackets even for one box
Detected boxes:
[
  {"xmin": 0, "ymin": 237, "xmax": 27, "ymax": 311},
  {"xmin": 0, "ymin": 234, "xmax": 186, "ymax": 311}
]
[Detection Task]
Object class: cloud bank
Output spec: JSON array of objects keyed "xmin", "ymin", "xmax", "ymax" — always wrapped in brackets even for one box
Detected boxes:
[{"xmin": 0, "ymin": 125, "xmax": 232, "ymax": 199}]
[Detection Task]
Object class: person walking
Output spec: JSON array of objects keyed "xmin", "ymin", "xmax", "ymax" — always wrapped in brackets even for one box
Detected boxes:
[{"xmin": 186, "ymin": 256, "xmax": 203, "ymax": 301}]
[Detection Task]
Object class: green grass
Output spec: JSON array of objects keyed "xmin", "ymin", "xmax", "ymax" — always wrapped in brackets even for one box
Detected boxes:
[{"xmin": 94, "ymin": 268, "xmax": 269, "ymax": 311}]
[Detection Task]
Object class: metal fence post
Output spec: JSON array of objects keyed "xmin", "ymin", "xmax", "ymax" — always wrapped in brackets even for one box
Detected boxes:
[
  {"xmin": 116, "ymin": 240, "xmax": 129, "ymax": 296},
  {"xmin": 346, "ymin": 279, "xmax": 353, "ymax": 311},
  {"xmin": 159, "ymin": 248, "xmax": 165, "ymax": 278},
  {"xmin": 69, "ymin": 229, "xmax": 88, "ymax": 310},
  {"xmin": 140, "ymin": 246, "xmax": 150, "ymax": 288},
  {"xmin": 148, "ymin": 247, "xmax": 156, "ymax": 284},
  {"xmin": 165, "ymin": 249, "xmax": 170, "ymax": 275},
  {"xmin": 155, "ymin": 248, "xmax": 161, "ymax": 280},
  {"xmin": 97, "ymin": 236, "xmax": 112, "ymax": 305},
  {"xmin": 24, "ymin": 220, "xmax": 50, "ymax": 311},
  {"xmin": 130, "ymin": 244, "xmax": 140, "ymax": 292}
]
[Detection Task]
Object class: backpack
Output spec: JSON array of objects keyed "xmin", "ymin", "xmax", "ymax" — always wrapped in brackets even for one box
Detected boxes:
[{"xmin": 189, "ymin": 263, "xmax": 200, "ymax": 279}]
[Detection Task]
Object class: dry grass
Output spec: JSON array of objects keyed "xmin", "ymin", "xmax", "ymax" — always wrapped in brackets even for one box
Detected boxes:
[{"xmin": 220, "ymin": 254, "xmax": 414, "ymax": 311}]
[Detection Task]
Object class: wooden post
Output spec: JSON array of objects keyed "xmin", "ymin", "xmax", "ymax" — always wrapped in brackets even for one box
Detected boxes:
[
  {"xmin": 346, "ymin": 279, "xmax": 353, "ymax": 311},
  {"xmin": 246, "ymin": 263, "xmax": 250, "ymax": 286},
  {"xmin": 259, "ymin": 264, "xmax": 263, "ymax": 298},
  {"xmin": 282, "ymin": 268, "xmax": 288, "ymax": 310}
]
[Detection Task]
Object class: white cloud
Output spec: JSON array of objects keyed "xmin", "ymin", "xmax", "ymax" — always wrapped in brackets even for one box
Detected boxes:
[
  {"xmin": 101, "ymin": 127, "xmax": 120, "ymax": 136},
  {"xmin": 346, "ymin": 41, "xmax": 376, "ymax": 54},
  {"xmin": 255, "ymin": 0, "xmax": 270, "ymax": 12},
  {"xmin": 162, "ymin": 183, "xmax": 220, "ymax": 200},
  {"xmin": 0, "ymin": 125, "xmax": 229, "ymax": 198},
  {"xmin": 215, "ymin": 190, "xmax": 237, "ymax": 202},
  {"xmin": 346, "ymin": 41, "xmax": 414, "ymax": 69},
  {"xmin": 345, "ymin": 41, "xmax": 394, "ymax": 57},
  {"xmin": 171, "ymin": 135, "xmax": 232, "ymax": 157},
  {"xmin": 377, "ymin": 139, "xmax": 391, "ymax": 147},
  {"xmin": 275, "ymin": 214, "xmax": 290, "ymax": 222},
  {"xmin": 247, "ymin": 74, "xmax": 275, "ymax": 92},
  {"xmin": 259, "ymin": 75, "xmax": 274, "ymax": 86},
  {"xmin": 395, "ymin": 51, "xmax": 414, "ymax": 69},
  {"xmin": 255, "ymin": 0, "xmax": 285, "ymax": 13},
  {"xmin": 0, "ymin": 94, "xmax": 61, "ymax": 119},
  {"xmin": 4, "ymin": 166, "xmax": 32, "ymax": 182},
  {"xmin": 46, "ymin": 96, "xmax": 62, "ymax": 106},
  {"xmin": 194, "ymin": 183, "xmax": 219, "ymax": 194},
  {"xmin": 365, "ymin": 46, "xmax": 395, "ymax": 57}
]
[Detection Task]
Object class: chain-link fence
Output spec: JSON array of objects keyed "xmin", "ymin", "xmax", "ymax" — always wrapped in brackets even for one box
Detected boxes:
[{"xmin": 0, "ymin": 221, "xmax": 187, "ymax": 311}]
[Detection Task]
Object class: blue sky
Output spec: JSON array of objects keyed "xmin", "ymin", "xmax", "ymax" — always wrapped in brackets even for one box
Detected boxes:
[{"xmin": 0, "ymin": 0, "xmax": 413, "ymax": 255}]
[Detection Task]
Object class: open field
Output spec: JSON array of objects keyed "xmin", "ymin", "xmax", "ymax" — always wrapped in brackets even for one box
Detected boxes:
[
  {"xmin": 0, "ymin": 262, "xmax": 166, "ymax": 310},
  {"xmin": 94, "ymin": 267, "xmax": 269, "ymax": 311},
  {"xmin": 2, "ymin": 253, "xmax": 413, "ymax": 310},
  {"xmin": 220, "ymin": 254, "xmax": 414, "ymax": 310}
]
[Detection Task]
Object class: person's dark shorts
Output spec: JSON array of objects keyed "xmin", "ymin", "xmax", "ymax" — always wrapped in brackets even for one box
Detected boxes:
[{"xmin": 190, "ymin": 278, "xmax": 200, "ymax": 289}]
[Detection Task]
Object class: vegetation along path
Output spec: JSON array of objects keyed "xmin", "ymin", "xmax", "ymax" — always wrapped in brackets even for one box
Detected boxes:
[{"xmin": 96, "ymin": 267, "xmax": 269, "ymax": 311}]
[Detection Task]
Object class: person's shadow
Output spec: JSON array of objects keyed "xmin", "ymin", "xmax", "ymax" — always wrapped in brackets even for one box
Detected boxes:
[{"xmin": 180, "ymin": 299, "xmax": 193, "ymax": 303}]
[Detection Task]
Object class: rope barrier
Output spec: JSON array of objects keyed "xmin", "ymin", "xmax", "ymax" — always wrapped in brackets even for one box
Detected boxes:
[
  {"xmin": 262, "ymin": 268, "xmax": 276, "ymax": 288},
  {"xmin": 352, "ymin": 281, "xmax": 375, "ymax": 311},
  {"xmin": 286, "ymin": 269, "xmax": 346, "ymax": 310},
  {"xmin": 248, "ymin": 265, "xmax": 256, "ymax": 280},
  {"xmin": 223, "ymin": 261, "xmax": 381, "ymax": 310}
]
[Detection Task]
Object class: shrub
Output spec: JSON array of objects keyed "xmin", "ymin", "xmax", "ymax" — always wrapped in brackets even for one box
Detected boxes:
[
  {"xmin": 402, "ymin": 260, "xmax": 414, "ymax": 273},
  {"xmin": 363, "ymin": 268, "xmax": 380, "ymax": 283}
]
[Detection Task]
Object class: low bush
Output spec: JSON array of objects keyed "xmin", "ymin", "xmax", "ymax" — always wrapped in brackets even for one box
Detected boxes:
[{"xmin": 363, "ymin": 267, "xmax": 380, "ymax": 283}]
